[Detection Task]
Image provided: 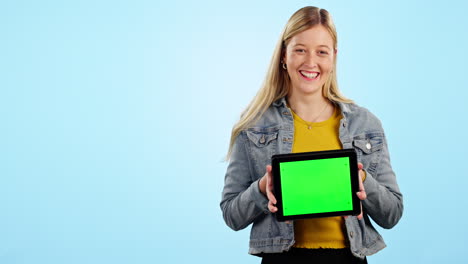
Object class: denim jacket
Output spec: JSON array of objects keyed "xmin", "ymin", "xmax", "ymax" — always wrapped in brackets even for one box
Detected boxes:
[{"xmin": 220, "ymin": 97, "xmax": 403, "ymax": 259}]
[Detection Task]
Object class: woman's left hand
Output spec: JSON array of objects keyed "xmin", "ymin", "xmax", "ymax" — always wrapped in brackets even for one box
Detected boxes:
[
  {"xmin": 356, "ymin": 162, "xmax": 367, "ymax": 220},
  {"xmin": 345, "ymin": 162, "xmax": 367, "ymax": 220}
]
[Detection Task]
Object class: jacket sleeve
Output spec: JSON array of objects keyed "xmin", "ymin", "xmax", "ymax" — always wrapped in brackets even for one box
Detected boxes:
[
  {"xmin": 220, "ymin": 131, "xmax": 270, "ymax": 231},
  {"xmin": 362, "ymin": 133, "xmax": 403, "ymax": 229}
]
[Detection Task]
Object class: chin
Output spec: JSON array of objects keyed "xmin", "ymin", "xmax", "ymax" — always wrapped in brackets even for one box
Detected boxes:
[{"xmin": 297, "ymin": 86, "xmax": 322, "ymax": 95}]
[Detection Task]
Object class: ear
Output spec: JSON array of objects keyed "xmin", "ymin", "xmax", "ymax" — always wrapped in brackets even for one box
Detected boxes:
[
  {"xmin": 334, "ymin": 48, "xmax": 338, "ymax": 55},
  {"xmin": 281, "ymin": 43, "xmax": 287, "ymax": 64}
]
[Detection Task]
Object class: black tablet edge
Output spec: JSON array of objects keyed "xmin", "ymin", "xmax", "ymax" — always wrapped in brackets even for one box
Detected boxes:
[{"xmin": 271, "ymin": 149, "xmax": 360, "ymax": 222}]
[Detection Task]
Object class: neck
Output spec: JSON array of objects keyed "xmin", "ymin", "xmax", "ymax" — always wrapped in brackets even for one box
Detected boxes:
[{"xmin": 287, "ymin": 91, "xmax": 334, "ymax": 123}]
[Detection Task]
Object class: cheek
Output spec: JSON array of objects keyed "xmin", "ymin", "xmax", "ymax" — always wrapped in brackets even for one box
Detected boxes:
[
  {"xmin": 322, "ymin": 59, "xmax": 334, "ymax": 73},
  {"xmin": 285, "ymin": 54, "xmax": 294, "ymax": 66},
  {"xmin": 286, "ymin": 67, "xmax": 295, "ymax": 79},
  {"xmin": 286, "ymin": 52, "xmax": 302, "ymax": 65}
]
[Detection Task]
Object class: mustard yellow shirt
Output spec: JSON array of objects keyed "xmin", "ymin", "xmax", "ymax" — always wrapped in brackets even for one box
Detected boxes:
[{"xmin": 291, "ymin": 106, "xmax": 349, "ymax": 249}]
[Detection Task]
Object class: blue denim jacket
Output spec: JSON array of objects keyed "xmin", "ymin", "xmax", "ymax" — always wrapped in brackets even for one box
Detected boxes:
[{"xmin": 220, "ymin": 97, "xmax": 403, "ymax": 259}]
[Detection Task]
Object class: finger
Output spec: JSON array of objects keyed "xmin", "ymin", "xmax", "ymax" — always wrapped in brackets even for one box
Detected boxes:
[
  {"xmin": 268, "ymin": 201, "xmax": 278, "ymax": 213},
  {"xmin": 267, "ymin": 178, "xmax": 274, "ymax": 189},
  {"xmin": 356, "ymin": 174, "xmax": 366, "ymax": 200},
  {"xmin": 357, "ymin": 191, "xmax": 367, "ymax": 200},
  {"xmin": 357, "ymin": 202, "xmax": 363, "ymax": 220},
  {"xmin": 358, "ymin": 163, "xmax": 363, "ymax": 170},
  {"xmin": 267, "ymin": 189, "xmax": 277, "ymax": 205},
  {"xmin": 357, "ymin": 212, "xmax": 363, "ymax": 220},
  {"xmin": 266, "ymin": 165, "xmax": 274, "ymax": 188},
  {"xmin": 266, "ymin": 166, "xmax": 276, "ymax": 203}
]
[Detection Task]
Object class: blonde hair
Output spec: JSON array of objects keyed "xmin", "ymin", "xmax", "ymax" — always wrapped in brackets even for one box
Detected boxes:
[{"xmin": 227, "ymin": 6, "xmax": 352, "ymax": 159}]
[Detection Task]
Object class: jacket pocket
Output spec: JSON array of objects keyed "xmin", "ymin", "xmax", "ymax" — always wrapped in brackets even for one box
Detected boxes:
[
  {"xmin": 245, "ymin": 126, "xmax": 280, "ymax": 180},
  {"xmin": 352, "ymin": 133, "xmax": 384, "ymax": 174},
  {"xmin": 245, "ymin": 129, "xmax": 279, "ymax": 148}
]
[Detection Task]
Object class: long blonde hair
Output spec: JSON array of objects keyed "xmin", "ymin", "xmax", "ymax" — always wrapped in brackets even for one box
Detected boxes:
[{"xmin": 227, "ymin": 6, "xmax": 352, "ymax": 159}]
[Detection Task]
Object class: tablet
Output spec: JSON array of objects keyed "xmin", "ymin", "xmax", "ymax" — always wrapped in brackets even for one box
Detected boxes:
[{"xmin": 271, "ymin": 149, "xmax": 360, "ymax": 221}]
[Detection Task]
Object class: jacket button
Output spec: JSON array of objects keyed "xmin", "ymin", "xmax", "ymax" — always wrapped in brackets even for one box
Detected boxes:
[
  {"xmin": 366, "ymin": 143, "xmax": 371, "ymax": 150},
  {"xmin": 350, "ymin": 231, "xmax": 354, "ymax": 238},
  {"xmin": 259, "ymin": 135, "xmax": 266, "ymax": 144}
]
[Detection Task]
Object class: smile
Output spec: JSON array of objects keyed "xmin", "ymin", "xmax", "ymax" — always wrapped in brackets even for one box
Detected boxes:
[{"xmin": 299, "ymin": 70, "xmax": 320, "ymax": 80}]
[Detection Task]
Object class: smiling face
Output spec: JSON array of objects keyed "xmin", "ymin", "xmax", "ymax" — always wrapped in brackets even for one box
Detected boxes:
[{"xmin": 283, "ymin": 25, "xmax": 336, "ymax": 98}]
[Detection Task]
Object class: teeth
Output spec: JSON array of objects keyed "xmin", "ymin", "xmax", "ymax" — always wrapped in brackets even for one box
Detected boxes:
[{"xmin": 301, "ymin": 71, "xmax": 319, "ymax": 79}]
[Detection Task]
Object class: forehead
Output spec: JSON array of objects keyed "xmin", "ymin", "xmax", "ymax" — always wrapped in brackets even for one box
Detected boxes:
[{"xmin": 288, "ymin": 25, "xmax": 334, "ymax": 48}]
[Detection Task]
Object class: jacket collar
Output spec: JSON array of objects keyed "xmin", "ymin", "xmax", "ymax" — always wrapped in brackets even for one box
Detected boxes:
[
  {"xmin": 336, "ymin": 101, "xmax": 352, "ymax": 116},
  {"xmin": 272, "ymin": 97, "xmax": 287, "ymax": 108}
]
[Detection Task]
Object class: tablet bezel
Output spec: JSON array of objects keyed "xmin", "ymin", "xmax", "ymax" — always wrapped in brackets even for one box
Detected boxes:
[{"xmin": 271, "ymin": 149, "xmax": 360, "ymax": 222}]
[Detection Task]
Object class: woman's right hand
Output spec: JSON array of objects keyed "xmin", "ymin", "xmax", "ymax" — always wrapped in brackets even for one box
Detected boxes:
[{"xmin": 259, "ymin": 165, "xmax": 278, "ymax": 213}]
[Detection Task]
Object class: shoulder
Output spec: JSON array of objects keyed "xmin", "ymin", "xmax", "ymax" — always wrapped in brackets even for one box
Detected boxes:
[
  {"xmin": 339, "ymin": 102, "xmax": 384, "ymax": 132},
  {"xmin": 244, "ymin": 98, "xmax": 287, "ymax": 131}
]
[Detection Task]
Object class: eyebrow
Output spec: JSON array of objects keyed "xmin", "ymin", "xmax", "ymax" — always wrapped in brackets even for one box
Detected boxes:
[{"xmin": 293, "ymin": 44, "xmax": 331, "ymax": 50}]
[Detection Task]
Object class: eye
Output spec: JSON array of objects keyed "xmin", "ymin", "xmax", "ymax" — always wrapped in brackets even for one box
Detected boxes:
[
  {"xmin": 318, "ymin": 50, "xmax": 329, "ymax": 55},
  {"xmin": 295, "ymin": 49, "xmax": 306, "ymax": 53}
]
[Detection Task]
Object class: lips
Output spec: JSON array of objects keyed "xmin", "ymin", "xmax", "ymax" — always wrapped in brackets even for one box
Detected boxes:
[{"xmin": 299, "ymin": 70, "xmax": 320, "ymax": 80}]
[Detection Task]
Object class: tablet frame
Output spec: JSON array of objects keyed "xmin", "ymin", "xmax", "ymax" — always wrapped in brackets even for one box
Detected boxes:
[{"xmin": 271, "ymin": 149, "xmax": 360, "ymax": 221}]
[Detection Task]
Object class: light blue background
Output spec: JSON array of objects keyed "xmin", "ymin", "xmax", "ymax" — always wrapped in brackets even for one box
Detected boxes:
[{"xmin": 1, "ymin": 0, "xmax": 467, "ymax": 263}]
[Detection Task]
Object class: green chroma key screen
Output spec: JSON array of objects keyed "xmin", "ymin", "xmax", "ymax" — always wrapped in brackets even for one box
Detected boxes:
[{"xmin": 279, "ymin": 157, "xmax": 353, "ymax": 216}]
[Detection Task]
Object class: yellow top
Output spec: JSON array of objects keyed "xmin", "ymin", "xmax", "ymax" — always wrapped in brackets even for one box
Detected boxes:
[{"xmin": 290, "ymin": 106, "xmax": 349, "ymax": 249}]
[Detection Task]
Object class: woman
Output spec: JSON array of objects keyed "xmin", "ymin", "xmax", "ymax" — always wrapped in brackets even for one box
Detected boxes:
[{"xmin": 220, "ymin": 6, "xmax": 403, "ymax": 264}]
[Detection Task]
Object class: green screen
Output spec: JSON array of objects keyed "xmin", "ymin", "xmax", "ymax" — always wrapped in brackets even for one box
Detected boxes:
[{"xmin": 279, "ymin": 157, "xmax": 353, "ymax": 216}]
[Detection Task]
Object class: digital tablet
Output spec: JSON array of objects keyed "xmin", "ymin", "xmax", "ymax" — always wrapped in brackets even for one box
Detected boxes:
[{"xmin": 271, "ymin": 149, "xmax": 360, "ymax": 221}]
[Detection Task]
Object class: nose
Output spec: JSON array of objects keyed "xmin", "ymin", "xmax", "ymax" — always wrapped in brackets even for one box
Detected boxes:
[{"xmin": 304, "ymin": 53, "xmax": 318, "ymax": 68}]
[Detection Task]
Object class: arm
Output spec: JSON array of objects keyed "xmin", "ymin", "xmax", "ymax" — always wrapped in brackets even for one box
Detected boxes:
[
  {"xmin": 220, "ymin": 132, "xmax": 269, "ymax": 231},
  {"xmin": 362, "ymin": 134, "xmax": 403, "ymax": 229}
]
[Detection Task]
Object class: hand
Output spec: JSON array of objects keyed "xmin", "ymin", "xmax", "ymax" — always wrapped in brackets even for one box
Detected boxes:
[
  {"xmin": 356, "ymin": 163, "xmax": 367, "ymax": 219},
  {"xmin": 259, "ymin": 165, "xmax": 278, "ymax": 213},
  {"xmin": 345, "ymin": 162, "xmax": 367, "ymax": 220}
]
